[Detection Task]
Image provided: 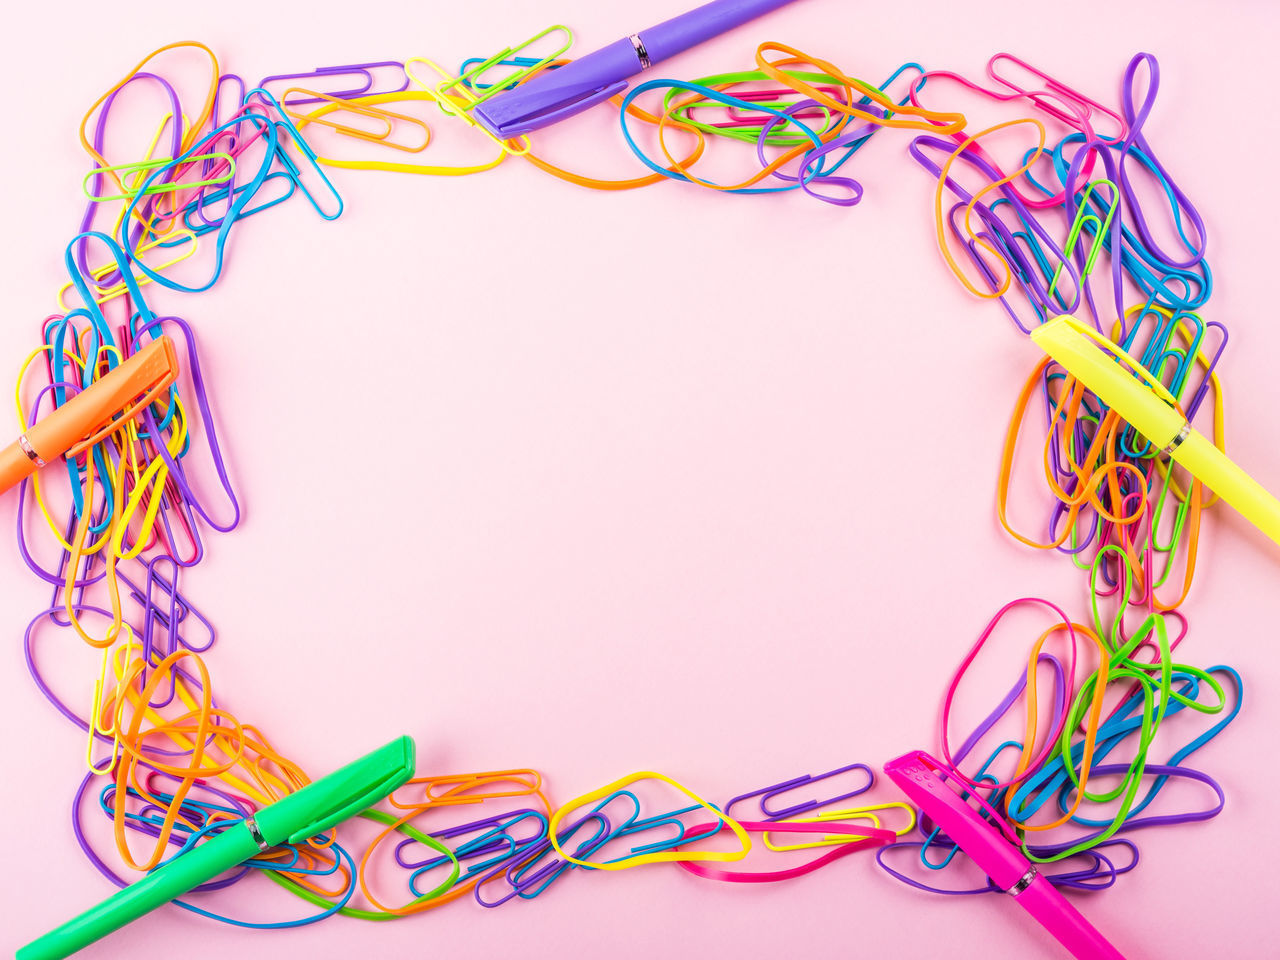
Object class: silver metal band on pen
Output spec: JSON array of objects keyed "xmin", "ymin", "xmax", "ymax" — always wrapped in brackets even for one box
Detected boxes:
[
  {"xmin": 628, "ymin": 34, "xmax": 652, "ymax": 69},
  {"xmin": 1162, "ymin": 423, "xmax": 1192, "ymax": 458},
  {"xmin": 1007, "ymin": 866, "xmax": 1037, "ymax": 895},
  {"xmin": 245, "ymin": 817, "xmax": 270, "ymax": 852},
  {"xmin": 18, "ymin": 434, "xmax": 45, "ymax": 467}
]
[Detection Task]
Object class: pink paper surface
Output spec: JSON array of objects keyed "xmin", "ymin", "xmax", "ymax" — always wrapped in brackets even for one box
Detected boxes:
[{"xmin": 2, "ymin": 0, "xmax": 1278, "ymax": 957}]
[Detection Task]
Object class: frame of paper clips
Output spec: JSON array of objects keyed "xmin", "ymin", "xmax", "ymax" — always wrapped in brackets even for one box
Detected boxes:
[{"xmin": 9, "ymin": 21, "xmax": 1249, "ymax": 948}]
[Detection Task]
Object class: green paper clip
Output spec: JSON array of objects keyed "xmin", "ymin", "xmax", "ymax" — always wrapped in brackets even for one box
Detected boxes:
[
  {"xmin": 83, "ymin": 153, "xmax": 237, "ymax": 203},
  {"xmin": 433, "ymin": 25, "xmax": 572, "ymax": 111},
  {"xmin": 1049, "ymin": 179, "xmax": 1119, "ymax": 297}
]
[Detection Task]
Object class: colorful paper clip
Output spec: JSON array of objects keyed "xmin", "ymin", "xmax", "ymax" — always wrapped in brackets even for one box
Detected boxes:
[
  {"xmin": 726, "ymin": 762, "xmax": 874, "ymax": 820},
  {"xmin": 83, "ymin": 155, "xmax": 236, "ymax": 203},
  {"xmin": 404, "ymin": 57, "xmax": 532, "ymax": 156},
  {"xmin": 260, "ymin": 62, "xmax": 410, "ymax": 105},
  {"xmin": 280, "ymin": 88, "xmax": 431, "ymax": 153},
  {"xmin": 433, "ymin": 26, "xmax": 571, "ymax": 110}
]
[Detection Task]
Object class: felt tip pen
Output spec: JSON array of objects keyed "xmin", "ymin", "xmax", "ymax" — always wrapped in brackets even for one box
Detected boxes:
[
  {"xmin": 0, "ymin": 336, "xmax": 180, "ymax": 497},
  {"xmin": 473, "ymin": 0, "xmax": 804, "ymax": 139},
  {"xmin": 884, "ymin": 751, "xmax": 1125, "ymax": 960},
  {"xmin": 16, "ymin": 736, "xmax": 417, "ymax": 960},
  {"xmin": 1032, "ymin": 314, "xmax": 1280, "ymax": 548}
]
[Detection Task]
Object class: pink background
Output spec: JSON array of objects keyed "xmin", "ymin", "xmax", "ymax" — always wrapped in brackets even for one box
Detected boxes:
[{"xmin": 2, "ymin": 0, "xmax": 1278, "ymax": 956}]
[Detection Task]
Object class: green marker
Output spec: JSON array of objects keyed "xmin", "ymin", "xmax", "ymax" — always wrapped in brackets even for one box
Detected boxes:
[{"xmin": 17, "ymin": 736, "xmax": 417, "ymax": 960}]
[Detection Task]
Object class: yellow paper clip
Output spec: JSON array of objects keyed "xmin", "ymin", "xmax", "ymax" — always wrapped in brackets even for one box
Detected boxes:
[
  {"xmin": 57, "ymin": 229, "xmax": 198, "ymax": 311},
  {"xmin": 405, "ymin": 57, "xmax": 532, "ymax": 156},
  {"xmin": 762, "ymin": 802, "xmax": 917, "ymax": 851},
  {"xmin": 290, "ymin": 91, "xmax": 509, "ymax": 175}
]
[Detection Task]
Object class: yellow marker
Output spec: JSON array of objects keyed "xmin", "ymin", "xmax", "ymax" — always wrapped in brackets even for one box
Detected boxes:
[{"xmin": 1032, "ymin": 315, "xmax": 1280, "ymax": 547}]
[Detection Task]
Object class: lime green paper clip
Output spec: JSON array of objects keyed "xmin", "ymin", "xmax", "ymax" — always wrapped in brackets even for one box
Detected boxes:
[
  {"xmin": 83, "ymin": 153, "xmax": 237, "ymax": 202},
  {"xmin": 1033, "ymin": 315, "xmax": 1280, "ymax": 547},
  {"xmin": 1048, "ymin": 180, "xmax": 1118, "ymax": 298},
  {"xmin": 432, "ymin": 25, "xmax": 572, "ymax": 110},
  {"xmin": 405, "ymin": 57, "xmax": 533, "ymax": 156},
  {"xmin": 16, "ymin": 736, "xmax": 417, "ymax": 960}
]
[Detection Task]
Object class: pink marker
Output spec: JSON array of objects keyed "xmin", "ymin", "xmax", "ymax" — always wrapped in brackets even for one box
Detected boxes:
[{"xmin": 884, "ymin": 751, "xmax": 1125, "ymax": 960}]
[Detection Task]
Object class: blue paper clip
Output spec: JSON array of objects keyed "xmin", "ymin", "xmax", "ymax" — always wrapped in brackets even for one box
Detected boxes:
[{"xmin": 243, "ymin": 89, "xmax": 344, "ymax": 222}]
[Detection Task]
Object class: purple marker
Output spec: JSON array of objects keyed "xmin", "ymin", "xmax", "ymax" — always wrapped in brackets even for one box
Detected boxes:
[{"xmin": 472, "ymin": 0, "xmax": 804, "ymax": 139}]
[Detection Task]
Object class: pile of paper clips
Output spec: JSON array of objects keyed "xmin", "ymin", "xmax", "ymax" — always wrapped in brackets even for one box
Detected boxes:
[{"xmin": 13, "ymin": 28, "xmax": 1240, "ymax": 927}]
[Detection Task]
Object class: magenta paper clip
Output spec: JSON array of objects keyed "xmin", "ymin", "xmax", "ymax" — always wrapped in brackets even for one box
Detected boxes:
[
  {"xmin": 884, "ymin": 751, "xmax": 1125, "ymax": 960},
  {"xmin": 713, "ymin": 86, "xmax": 849, "ymax": 128},
  {"xmin": 986, "ymin": 53, "xmax": 1127, "ymax": 144}
]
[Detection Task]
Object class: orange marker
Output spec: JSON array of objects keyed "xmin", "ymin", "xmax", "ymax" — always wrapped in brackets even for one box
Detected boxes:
[{"xmin": 0, "ymin": 336, "xmax": 179, "ymax": 495}]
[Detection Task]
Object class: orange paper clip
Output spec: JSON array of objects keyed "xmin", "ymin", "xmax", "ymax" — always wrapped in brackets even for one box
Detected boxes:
[{"xmin": 280, "ymin": 87, "xmax": 431, "ymax": 153}]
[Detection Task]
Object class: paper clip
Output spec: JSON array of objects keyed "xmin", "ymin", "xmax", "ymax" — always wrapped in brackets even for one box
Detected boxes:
[
  {"xmin": 674, "ymin": 78, "xmax": 847, "ymax": 131},
  {"xmin": 286, "ymin": 91, "xmax": 497, "ymax": 174},
  {"xmin": 987, "ymin": 53, "xmax": 1127, "ymax": 144},
  {"xmin": 397, "ymin": 809, "xmax": 547, "ymax": 870},
  {"xmin": 86, "ymin": 627, "xmax": 137, "ymax": 774},
  {"xmin": 280, "ymin": 87, "xmax": 430, "ymax": 153},
  {"xmin": 260, "ymin": 61, "xmax": 409, "ymax": 106},
  {"xmin": 761, "ymin": 802, "xmax": 917, "ymax": 852},
  {"xmin": 57, "ymin": 228, "xmax": 198, "ymax": 312},
  {"xmin": 946, "ymin": 201, "xmax": 1045, "ymax": 334},
  {"xmin": 213, "ymin": 73, "xmax": 247, "ymax": 128},
  {"xmin": 137, "ymin": 556, "xmax": 213, "ymax": 704},
  {"xmin": 728, "ymin": 86, "xmax": 846, "ymax": 123},
  {"xmin": 404, "ymin": 58, "xmax": 532, "ymax": 157},
  {"xmin": 572, "ymin": 790, "xmax": 706, "ymax": 865},
  {"xmin": 117, "ymin": 555, "xmax": 215, "ymax": 655},
  {"xmin": 390, "ymin": 769, "xmax": 543, "ymax": 810},
  {"xmin": 728, "ymin": 762, "xmax": 875, "ymax": 820},
  {"xmin": 114, "ymin": 110, "xmax": 187, "ymax": 213},
  {"xmin": 457, "ymin": 56, "xmax": 562, "ymax": 92},
  {"xmin": 407, "ymin": 812, "xmax": 550, "ymax": 895},
  {"xmin": 1049, "ymin": 179, "xmax": 1119, "ymax": 297},
  {"xmin": 548, "ymin": 772, "xmax": 750, "ymax": 871},
  {"xmin": 664, "ymin": 68, "xmax": 845, "ymax": 146},
  {"xmin": 83, "ymin": 155, "xmax": 236, "ymax": 203},
  {"xmin": 613, "ymin": 801, "xmax": 706, "ymax": 856},
  {"xmin": 159, "ymin": 171, "xmax": 296, "ymax": 241},
  {"xmin": 472, "ymin": 810, "xmax": 609, "ymax": 907},
  {"xmin": 509, "ymin": 814, "xmax": 611, "ymax": 899},
  {"xmin": 434, "ymin": 26, "xmax": 572, "ymax": 109},
  {"xmin": 243, "ymin": 88, "xmax": 344, "ymax": 220}
]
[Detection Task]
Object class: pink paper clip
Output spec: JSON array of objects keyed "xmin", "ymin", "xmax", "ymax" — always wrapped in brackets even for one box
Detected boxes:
[
  {"xmin": 151, "ymin": 110, "xmax": 276, "ymax": 224},
  {"xmin": 721, "ymin": 85, "xmax": 849, "ymax": 127},
  {"xmin": 987, "ymin": 53, "xmax": 1127, "ymax": 145},
  {"xmin": 908, "ymin": 69, "xmax": 1097, "ymax": 208}
]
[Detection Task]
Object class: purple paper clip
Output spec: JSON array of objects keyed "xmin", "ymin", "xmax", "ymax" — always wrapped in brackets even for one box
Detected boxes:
[
  {"xmin": 726, "ymin": 762, "xmax": 874, "ymax": 821},
  {"xmin": 473, "ymin": 811, "xmax": 611, "ymax": 907},
  {"xmin": 395, "ymin": 809, "xmax": 546, "ymax": 870},
  {"xmin": 259, "ymin": 62, "xmax": 409, "ymax": 107}
]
